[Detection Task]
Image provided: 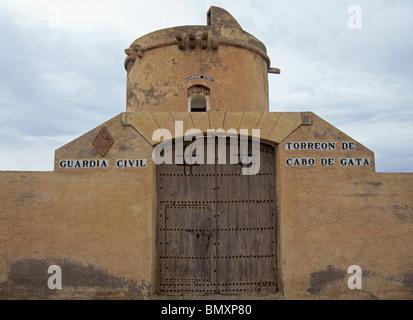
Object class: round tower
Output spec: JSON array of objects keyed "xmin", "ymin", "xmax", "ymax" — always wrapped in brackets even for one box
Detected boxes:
[{"xmin": 124, "ymin": 6, "xmax": 279, "ymax": 113}]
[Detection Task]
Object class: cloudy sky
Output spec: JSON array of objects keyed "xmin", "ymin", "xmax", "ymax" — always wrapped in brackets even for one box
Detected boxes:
[{"xmin": 0, "ymin": 0, "xmax": 412, "ymax": 172}]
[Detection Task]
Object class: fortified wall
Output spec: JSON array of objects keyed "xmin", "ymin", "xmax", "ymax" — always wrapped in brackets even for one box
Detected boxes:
[{"xmin": 0, "ymin": 7, "xmax": 412, "ymax": 300}]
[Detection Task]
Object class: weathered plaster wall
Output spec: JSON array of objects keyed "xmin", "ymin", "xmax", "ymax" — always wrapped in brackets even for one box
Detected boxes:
[
  {"xmin": 125, "ymin": 13, "xmax": 270, "ymax": 113},
  {"xmin": 0, "ymin": 111, "xmax": 412, "ymax": 300},
  {"xmin": 277, "ymin": 114, "xmax": 413, "ymax": 299},
  {"xmin": 278, "ymin": 170, "xmax": 413, "ymax": 300},
  {"xmin": 0, "ymin": 114, "xmax": 156, "ymax": 299},
  {"xmin": 2, "ymin": 5, "xmax": 410, "ymax": 301},
  {"xmin": 126, "ymin": 43, "xmax": 269, "ymax": 113}
]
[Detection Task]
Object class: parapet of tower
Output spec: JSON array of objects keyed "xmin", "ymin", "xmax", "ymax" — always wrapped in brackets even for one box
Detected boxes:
[{"xmin": 124, "ymin": 6, "xmax": 280, "ymax": 113}]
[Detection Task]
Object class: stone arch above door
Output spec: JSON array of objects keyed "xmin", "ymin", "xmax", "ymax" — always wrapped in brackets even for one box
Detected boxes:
[{"xmin": 121, "ymin": 111, "xmax": 307, "ymax": 147}]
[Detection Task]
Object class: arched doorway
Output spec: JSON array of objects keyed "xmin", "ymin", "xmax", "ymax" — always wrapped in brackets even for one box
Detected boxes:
[{"xmin": 156, "ymin": 137, "xmax": 277, "ymax": 294}]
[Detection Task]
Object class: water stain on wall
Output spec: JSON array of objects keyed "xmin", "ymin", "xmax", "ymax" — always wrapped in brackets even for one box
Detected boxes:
[
  {"xmin": 307, "ymin": 265, "xmax": 346, "ymax": 294},
  {"xmin": 5, "ymin": 258, "xmax": 151, "ymax": 299}
]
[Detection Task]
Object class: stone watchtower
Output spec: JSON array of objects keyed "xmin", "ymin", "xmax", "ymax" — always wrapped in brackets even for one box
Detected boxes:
[
  {"xmin": 1, "ymin": 6, "xmax": 411, "ymax": 301},
  {"xmin": 124, "ymin": 6, "xmax": 279, "ymax": 113}
]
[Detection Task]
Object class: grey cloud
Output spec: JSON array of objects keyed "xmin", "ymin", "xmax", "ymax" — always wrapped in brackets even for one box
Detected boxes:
[{"xmin": 0, "ymin": 1, "xmax": 412, "ymax": 172}]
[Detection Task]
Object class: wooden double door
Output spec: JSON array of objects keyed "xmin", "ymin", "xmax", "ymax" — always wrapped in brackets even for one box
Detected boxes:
[{"xmin": 157, "ymin": 138, "xmax": 277, "ymax": 294}]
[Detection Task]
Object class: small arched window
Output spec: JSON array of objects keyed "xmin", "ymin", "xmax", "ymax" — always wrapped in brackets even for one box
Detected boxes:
[
  {"xmin": 188, "ymin": 85, "xmax": 210, "ymax": 112},
  {"xmin": 190, "ymin": 95, "xmax": 207, "ymax": 111}
]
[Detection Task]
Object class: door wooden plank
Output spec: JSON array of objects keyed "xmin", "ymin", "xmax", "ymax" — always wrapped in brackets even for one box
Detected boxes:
[
  {"xmin": 227, "ymin": 138, "xmax": 241, "ymax": 293},
  {"xmin": 215, "ymin": 137, "xmax": 228, "ymax": 292},
  {"xmin": 157, "ymin": 138, "xmax": 277, "ymax": 295}
]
